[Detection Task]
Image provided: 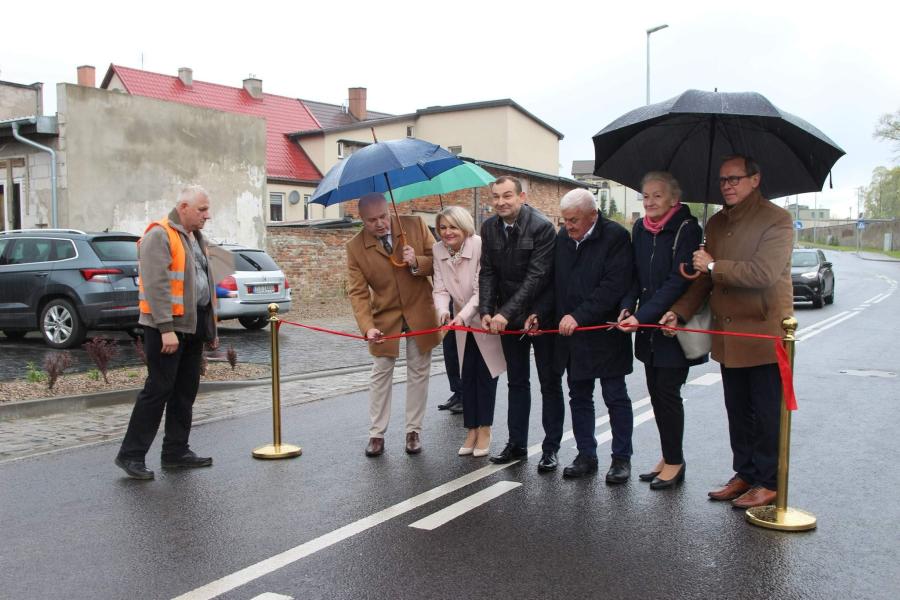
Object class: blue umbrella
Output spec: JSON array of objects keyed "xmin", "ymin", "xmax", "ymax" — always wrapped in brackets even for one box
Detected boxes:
[
  {"xmin": 310, "ymin": 136, "xmax": 463, "ymax": 267},
  {"xmin": 310, "ymin": 138, "xmax": 463, "ymax": 206}
]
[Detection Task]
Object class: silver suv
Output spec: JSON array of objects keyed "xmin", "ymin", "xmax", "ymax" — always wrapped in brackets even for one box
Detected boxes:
[
  {"xmin": 215, "ymin": 245, "xmax": 292, "ymax": 329},
  {"xmin": 0, "ymin": 229, "xmax": 141, "ymax": 348}
]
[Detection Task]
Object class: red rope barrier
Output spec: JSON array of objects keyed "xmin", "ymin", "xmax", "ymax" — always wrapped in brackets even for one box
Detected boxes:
[{"xmin": 277, "ymin": 318, "xmax": 797, "ymax": 410}]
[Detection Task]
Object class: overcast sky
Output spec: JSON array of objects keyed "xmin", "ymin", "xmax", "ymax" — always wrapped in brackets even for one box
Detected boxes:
[{"xmin": 3, "ymin": 0, "xmax": 898, "ymax": 219}]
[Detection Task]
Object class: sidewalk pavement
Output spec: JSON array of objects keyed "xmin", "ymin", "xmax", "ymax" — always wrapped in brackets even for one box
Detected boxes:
[{"xmin": 0, "ymin": 360, "xmax": 448, "ymax": 463}]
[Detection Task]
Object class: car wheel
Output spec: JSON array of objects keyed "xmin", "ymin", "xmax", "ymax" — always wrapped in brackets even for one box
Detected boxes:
[
  {"xmin": 812, "ymin": 292, "xmax": 825, "ymax": 309},
  {"xmin": 825, "ymin": 283, "xmax": 835, "ymax": 305},
  {"xmin": 2, "ymin": 330, "xmax": 27, "ymax": 340},
  {"xmin": 238, "ymin": 316, "xmax": 270, "ymax": 330},
  {"xmin": 40, "ymin": 298, "xmax": 87, "ymax": 348}
]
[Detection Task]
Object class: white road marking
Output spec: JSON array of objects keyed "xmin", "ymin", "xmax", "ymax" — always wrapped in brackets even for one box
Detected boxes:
[
  {"xmin": 797, "ymin": 311, "xmax": 861, "ymax": 343},
  {"xmin": 872, "ymin": 294, "xmax": 891, "ymax": 304},
  {"xmin": 800, "ymin": 310, "xmax": 850, "ymax": 333},
  {"xmin": 175, "ymin": 397, "xmax": 662, "ymax": 599},
  {"xmin": 687, "ymin": 373, "xmax": 722, "ymax": 386},
  {"xmin": 862, "ymin": 293, "xmax": 885, "ymax": 304},
  {"xmin": 250, "ymin": 594, "xmax": 294, "ymax": 600},
  {"xmin": 172, "ymin": 462, "xmax": 517, "ymax": 600},
  {"xmin": 558, "ymin": 397, "xmax": 650, "ymax": 451},
  {"xmin": 409, "ymin": 481, "xmax": 522, "ymax": 530}
]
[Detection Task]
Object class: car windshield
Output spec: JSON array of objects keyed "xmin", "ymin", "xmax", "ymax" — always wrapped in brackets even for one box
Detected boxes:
[
  {"xmin": 791, "ymin": 251, "xmax": 819, "ymax": 268},
  {"xmin": 91, "ymin": 238, "xmax": 139, "ymax": 261},
  {"xmin": 233, "ymin": 250, "xmax": 280, "ymax": 272}
]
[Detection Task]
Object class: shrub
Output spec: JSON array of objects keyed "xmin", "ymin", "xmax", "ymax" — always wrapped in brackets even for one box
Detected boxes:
[
  {"xmin": 43, "ymin": 352, "xmax": 74, "ymax": 391},
  {"xmin": 87, "ymin": 369, "xmax": 101, "ymax": 381},
  {"xmin": 132, "ymin": 338, "xmax": 147, "ymax": 366},
  {"xmin": 199, "ymin": 355, "xmax": 208, "ymax": 377},
  {"xmin": 83, "ymin": 337, "xmax": 120, "ymax": 384},
  {"xmin": 226, "ymin": 346, "xmax": 238, "ymax": 371},
  {"xmin": 26, "ymin": 361, "xmax": 46, "ymax": 384}
]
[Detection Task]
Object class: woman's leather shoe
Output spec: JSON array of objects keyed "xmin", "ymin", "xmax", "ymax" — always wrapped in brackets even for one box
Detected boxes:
[
  {"xmin": 638, "ymin": 470, "xmax": 661, "ymax": 482},
  {"xmin": 458, "ymin": 446, "xmax": 474, "ymax": 456},
  {"xmin": 650, "ymin": 463, "xmax": 685, "ymax": 490}
]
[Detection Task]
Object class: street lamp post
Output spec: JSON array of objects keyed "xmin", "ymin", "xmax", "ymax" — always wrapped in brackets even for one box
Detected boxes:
[{"xmin": 646, "ymin": 24, "xmax": 669, "ymax": 105}]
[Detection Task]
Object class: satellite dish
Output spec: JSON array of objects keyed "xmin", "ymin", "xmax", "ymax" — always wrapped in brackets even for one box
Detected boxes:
[{"xmin": 289, "ymin": 191, "xmax": 301, "ymax": 205}]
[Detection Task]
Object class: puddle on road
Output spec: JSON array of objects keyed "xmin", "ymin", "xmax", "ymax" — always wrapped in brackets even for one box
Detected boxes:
[{"xmin": 839, "ymin": 369, "xmax": 897, "ymax": 378}]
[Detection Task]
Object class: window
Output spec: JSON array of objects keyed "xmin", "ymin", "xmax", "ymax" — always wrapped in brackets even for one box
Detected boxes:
[
  {"xmin": 0, "ymin": 239, "xmax": 8, "ymax": 264},
  {"xmin": 337, "ymin": 141, "xmax": 344, "ymax": 158},
  {"xmin": 448, "ymin": 145, "xmax": 462, "ymax": 155},
  {"xmin": 406, "ymin": 126, "xmax": 414, "ymax": 138},
  {"xmin": 7, "ymin": 238, "xmax": 52, "ymax": 264},
  {"xmin": 303, "ymin": 194, "xmax": 312, "ymax": 220},
  {"xmin": 90, "ymin": 237, "xmax": 137, "ymax": 261},
  {"xmin": 233, "ymin": 250, "xmax": 281, "ymax": 272},
  {"xmin": 600, "ymin": 189, "xmax": 609, "ymax": 203},
  {"xmin": 269, "ymin": 193, "xmax": 284, "ymax": 222}
]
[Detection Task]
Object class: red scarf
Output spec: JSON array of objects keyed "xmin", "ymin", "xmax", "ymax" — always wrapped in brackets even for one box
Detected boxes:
[{"xmin": 642, "ymin": 202, "xmax": 682, "ymax": 235}]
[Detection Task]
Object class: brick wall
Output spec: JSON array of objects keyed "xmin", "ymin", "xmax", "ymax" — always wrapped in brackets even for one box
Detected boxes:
[{"xmin": 267, "ymin": 167, "xmax": 582, "ymax": 302}]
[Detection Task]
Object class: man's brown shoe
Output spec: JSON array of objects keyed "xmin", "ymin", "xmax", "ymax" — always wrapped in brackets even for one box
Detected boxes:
[
  {"xmin": 708, "ymin": 475, "xmax": 752, "ymax": 501},
  {"xmin": 731, "ymin": 486, "xmax": 777, "ymax": 509},
  {"xmin": 365, "ymin": 437, "xmax": 384, "ymax": 457},
  {"xmin": 405, "ymin": 432, "xmax": 422, "ymax": 454}
]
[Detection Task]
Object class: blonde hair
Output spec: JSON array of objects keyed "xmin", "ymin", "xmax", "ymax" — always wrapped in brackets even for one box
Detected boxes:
[{"xmin": 436, "ymin": 206, "xmax": 475, "ymax": 237}]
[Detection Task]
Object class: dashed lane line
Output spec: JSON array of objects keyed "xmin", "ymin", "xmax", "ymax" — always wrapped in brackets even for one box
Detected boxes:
[
  {"xmin": 174, "ymin": 399, "xmax": 661, "ymax": 600},
  {"xmin": 408, "ymin": 481, "xmax": 523, "ymax": 530}
]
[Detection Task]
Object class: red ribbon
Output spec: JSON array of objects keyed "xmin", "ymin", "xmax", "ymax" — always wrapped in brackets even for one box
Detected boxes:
[{"xmin": 278, "ymin": 319, "xmax": 797, "ymax": 410}]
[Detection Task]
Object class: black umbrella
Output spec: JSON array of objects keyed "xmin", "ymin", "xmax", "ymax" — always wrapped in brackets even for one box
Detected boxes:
[{"xmin": 592, "ymin": 89, "xmax": 845, "ymax": 204}]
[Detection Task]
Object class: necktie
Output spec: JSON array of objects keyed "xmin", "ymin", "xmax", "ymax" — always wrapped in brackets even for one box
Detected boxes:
[{"xmin": 380, "ymin": 236, "xmax": 393, "ymax": 255}]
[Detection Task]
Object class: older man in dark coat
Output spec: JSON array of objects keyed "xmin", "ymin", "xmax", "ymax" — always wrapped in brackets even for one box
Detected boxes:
[{"xmin": 551, "ymin": 188, "xmax": 635, "ymax": 482}]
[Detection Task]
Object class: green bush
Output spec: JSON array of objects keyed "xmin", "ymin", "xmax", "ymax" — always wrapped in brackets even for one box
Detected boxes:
[{"xmin": 26, "ymin": 362, "xmax": 46, "ymax": 383}]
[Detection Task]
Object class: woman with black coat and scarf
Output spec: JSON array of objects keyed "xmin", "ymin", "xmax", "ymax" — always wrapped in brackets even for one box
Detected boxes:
[{"xmin": 618, "ymin": 172, "xmax": 708, "ymax": 490}]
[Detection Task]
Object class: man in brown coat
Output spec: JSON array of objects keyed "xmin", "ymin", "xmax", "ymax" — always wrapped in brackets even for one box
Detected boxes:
[
  {"xmin": 660, "ymin": 155, "xmax": 793, "ymax": 509},
  {"xmin": 347, "ymin": 193, "xmax": 442, "ymax": 457}
]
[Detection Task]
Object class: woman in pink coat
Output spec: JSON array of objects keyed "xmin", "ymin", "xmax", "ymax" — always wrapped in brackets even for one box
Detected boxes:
[{"xmin": 433, "ymin": 206, "xmax": 507, "ymax": 457}]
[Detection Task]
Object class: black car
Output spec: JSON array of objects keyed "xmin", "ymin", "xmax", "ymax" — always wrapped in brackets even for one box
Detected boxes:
[
  {"xmin": 0, "ymin": 229, "xmax": 141, "ymax": 348},
  {"xmin": 791, "ymin": 248, "xmax": 835, "ymax": 308}
]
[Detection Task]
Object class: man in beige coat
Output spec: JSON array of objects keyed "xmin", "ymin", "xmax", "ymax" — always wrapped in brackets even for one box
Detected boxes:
[
  {"xmin": 661, "ymin": 155, "xmax": 793, "ymax": 509},
  {"xmin": 346, "ymin": 193, "xmax": 442, "ymax": 457}
]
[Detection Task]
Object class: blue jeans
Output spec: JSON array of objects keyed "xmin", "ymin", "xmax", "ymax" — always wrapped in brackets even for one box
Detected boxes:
[
  {"xmin": 500, "ymin": 333, "xmax": 564, "ymax": 452},
  {"xmin": 567, "ymin": 375, "xmax": 633, "ymax": 459}
]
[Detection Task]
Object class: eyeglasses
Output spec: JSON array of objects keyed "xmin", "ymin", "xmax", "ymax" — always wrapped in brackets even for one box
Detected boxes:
[{"xmin": 718, "ymin": 174, "xmax": 754, "ymax": 187}]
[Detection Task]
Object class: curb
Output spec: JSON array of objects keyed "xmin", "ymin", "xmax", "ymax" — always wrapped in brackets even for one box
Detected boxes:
[{"xmin": 0, "ymin": 359, "xmax": 410, "ymax": 421}]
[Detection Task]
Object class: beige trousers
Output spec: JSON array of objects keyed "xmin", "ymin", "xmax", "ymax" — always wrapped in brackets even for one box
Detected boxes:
[{"xmin": 368, "ymin": 337, "xmax": 432, "ymax": 438}]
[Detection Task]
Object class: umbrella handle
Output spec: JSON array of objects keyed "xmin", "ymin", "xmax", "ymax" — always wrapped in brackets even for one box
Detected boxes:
[
  {"xmin": 679, "ymin": 242, "xmax": 705, "ymax": 280},
  {"xmin": 389, "ymin": 231, "xmax": 409, "ymax": 268}
]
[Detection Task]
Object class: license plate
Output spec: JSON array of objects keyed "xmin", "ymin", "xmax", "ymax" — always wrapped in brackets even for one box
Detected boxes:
[{"xmin": 250, "ymin": 284, "xmax": 275, "ymax": 294}]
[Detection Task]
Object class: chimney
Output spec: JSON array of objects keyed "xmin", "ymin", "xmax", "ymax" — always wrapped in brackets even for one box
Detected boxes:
[
  {"xmin": 77, "ymin": 65, "xmax": 96, "ymax": 87},
  {"xmin": 243, "ymin": 76, "xmax": 263, "ymax": 99},
  {"xmin": 178, "ymin": 67, "xmax": 193, "ymax": 88},
  {"xmin": 348, "ymin": 87, "xmax": 367, "ymax": 121}
]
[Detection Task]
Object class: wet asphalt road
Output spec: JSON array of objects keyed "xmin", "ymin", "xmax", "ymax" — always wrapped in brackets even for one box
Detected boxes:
[{"xmin": 1, "ymin": 249, "xmax": 898, "ymax": 599}]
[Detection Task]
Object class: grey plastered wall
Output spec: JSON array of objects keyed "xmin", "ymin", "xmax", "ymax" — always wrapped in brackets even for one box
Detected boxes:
[
  {"xmin": 0, "ymin": 82, "xmax": 41, "ymax": 120},
  {"xmin": 57, "ymin": 84, "xmax": 267, "ymax": 247}
]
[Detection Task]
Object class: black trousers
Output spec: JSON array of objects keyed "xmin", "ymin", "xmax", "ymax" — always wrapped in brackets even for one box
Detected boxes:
[
  {"xmin": 443, "ymin": 325, "xmax": 462, "ymax": 395},
  {"xmin": 645, "ymin": 365, "xmax": 689, "ymax": 464},
  {"xmin": 720, "ymin": 363, "xmax": 782, "ymax": 490},
  {"xmin": 118, "ymin": 326, "xmax": 205, "ymax": 460},
  {"xmin": 500, "ymin": 333, "xmax": 564, "ymax": 452},
  {"xmin": 461, "ymin": 333, "xmax": 498, "ymax": 428}
]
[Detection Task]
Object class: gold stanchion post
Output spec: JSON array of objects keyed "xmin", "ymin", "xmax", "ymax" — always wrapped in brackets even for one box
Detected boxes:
[
  {"xmin": 745, "ymin": 316, "xmax": 816, "ymax": 531},
  {"xmin": 252, "ymin": 303, "xmax": 302, "ymax": 459}
]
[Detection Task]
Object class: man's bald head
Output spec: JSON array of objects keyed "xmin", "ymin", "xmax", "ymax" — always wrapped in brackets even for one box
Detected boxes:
[{"xmin": 358, "ymin": 193, "xmax": 391, "ymax": 238}]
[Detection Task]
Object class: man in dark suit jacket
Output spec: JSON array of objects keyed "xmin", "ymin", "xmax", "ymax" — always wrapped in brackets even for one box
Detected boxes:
[
  {"xmin": 552, "ymin": 188, "xmax": 635, "ymax": 482},
  {"xmin": 479, "ymin": 176, "xmax": 564, "ymax": 471}
]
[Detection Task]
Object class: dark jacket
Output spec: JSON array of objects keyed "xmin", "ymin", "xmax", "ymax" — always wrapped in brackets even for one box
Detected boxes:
[
  {"xmin": 552, "ymin": 212, "xmax": 633, "ymax": 380},
  {"xmin": 621, "ymin": 204, "xmax": 708, "ymax": 368},
  {"xmin": 478, "ymin": 203, "xmax": 556, "ymax": 329}
]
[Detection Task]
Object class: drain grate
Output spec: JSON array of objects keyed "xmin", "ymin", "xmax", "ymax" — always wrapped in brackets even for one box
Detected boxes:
[{"xmin": 839, "ymin": 369, "xmax": 897, "ymax": 378}]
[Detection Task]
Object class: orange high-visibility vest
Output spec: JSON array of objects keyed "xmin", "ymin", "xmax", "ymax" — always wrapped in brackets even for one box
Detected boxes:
[{"xmin": 138, "ymin": 217, "xmax": 186, "ymax": 316}]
